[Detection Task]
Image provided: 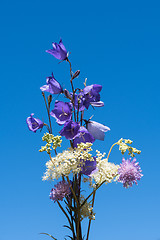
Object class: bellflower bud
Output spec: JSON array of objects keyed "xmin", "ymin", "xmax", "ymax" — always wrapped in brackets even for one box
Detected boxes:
[
  {"xmin": 63, "ymin": 89, "xmax": 72, "ymax": 100},
  {"xmin": 47, "ymin": 95, "xmax": 52, "ymax": 105},
  {"xmin": 72, "ymin": 70, "xmax": 80, "ymax": 79}
]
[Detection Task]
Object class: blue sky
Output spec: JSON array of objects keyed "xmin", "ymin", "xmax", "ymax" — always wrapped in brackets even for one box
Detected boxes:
[{"xmin": 0, "ymin": 0, "xmax": 160, "ymax": 240}]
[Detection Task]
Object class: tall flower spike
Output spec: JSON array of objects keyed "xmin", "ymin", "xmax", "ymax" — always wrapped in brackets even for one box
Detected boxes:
[
  {"xmin": 46, "ymin": 39, "xmax": 67, "ymax": 60},
  {"xmin": 118, "ymin": 158, "xmax": 143, "ymax": 188},
  {"xmin": 26, "ymin": 113, "xmax": 43, "ymax": 133},
  {"xmin": 40, "ymin": 73, "xmax": 63, "ymax": 94}
]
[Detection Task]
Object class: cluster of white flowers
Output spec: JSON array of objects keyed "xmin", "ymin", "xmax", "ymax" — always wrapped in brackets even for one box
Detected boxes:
[
  {"xmin": 39, "ymin": 133, "xmax": 62, "ymax": 154},
  {"xmin": 43, "ymin": 142, "xmax": 94, "ymax": 181},
  {"xmin": 117, "ymin": 138, "xmax": 141, "ymax": 157},
  {"xmin": 80, "ymin": 195, "xmax": 95, "ymax": 221},
  {"xmin": 91, "ymin": 150, "xmax": 119, "ymax": 185}
]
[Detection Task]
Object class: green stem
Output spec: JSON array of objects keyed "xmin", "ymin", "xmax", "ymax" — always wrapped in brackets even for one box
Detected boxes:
[
  {"xmin": 57, "ymin": 201, "xmax": 72, "ymax": 229},
  {"xmin": 66, "ymin": 58, "xmax": 77, "ymax": 122},
  {"xmin": 42, "ymin": 92, "xmax": 52, "ymax": 134},
  {"xmin": 80, "ymin": 180, "xmax": 106, "ymax": 209},
  {"xmin": 66, "ymin": 176, "xmax": 79, "ymax": 207},
  {"xmin": 86, "ymin": 191, "xmax": 96, "ymax": 240},
  {"xmin": 107, "ymin": 142, "xmax": 118, "ymax": 160}
]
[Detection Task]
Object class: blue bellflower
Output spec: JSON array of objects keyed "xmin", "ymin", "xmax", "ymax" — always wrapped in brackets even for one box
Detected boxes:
[
  {"xmin": 26, "ymin": 113, "xmax": 43, "ymax": 133},
  {"xmin": 72, "ymin": 93, "xmax": 85, "ymax": 111},
  {"xmin": 46, "ymin": 39, "xmax": 67, "ymax": 60},
  {"xmin": 86, "ymin": 120, "xmax": 110, "ymax": 141},
  {"xmin": 83, "ymin": 84, "xmax": 103, "ymax": 109},
  {"xmin": 73, "ymin": 126, "xmax": 95, "ymax": 148},
  {"xmin": 40, "ymin": 73, "xmax": 63, "ymax": 94},
  {"xmin": 50, "ymin": 101, "xmax": 72, "ymax": 125},
  {"xmin": 60, "ymin": 120, "xmax": 80, "ymax": 140},
  {"xmin": 81, "ymin": 157, "xmax": 98, "ymax": 176}
]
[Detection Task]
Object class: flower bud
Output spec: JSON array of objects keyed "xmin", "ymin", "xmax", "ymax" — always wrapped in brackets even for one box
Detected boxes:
[
  {"xmin": 72, "ymin": 70, "xmax": 80, "ymax": 79},
  {"xmin": 48, "ymin": 94, "xmax": 52, "ymax": 104},
  {"xmin": 63, "ymin": 89, "xmax": 72, "ymax": 99}
]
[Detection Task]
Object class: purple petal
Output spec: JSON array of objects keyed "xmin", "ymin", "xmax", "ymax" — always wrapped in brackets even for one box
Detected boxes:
[
  {"xmin": 118, "ymin": 158, "xmax": 143, "ymax": 188},
  {"xmin": 40, "ymin": 84, "xmax": 50, "ymax": 92},
  {"xmin": 87, "ymin": 121, "xmax": 110, "ymax": 141},
  {"xmin": 50, "ymin": 101, "xmax": 72, "ymax": 125},
  {"xmin": 46, "ymin": 39, "xmax": 67, "ymax": 60},
  {"xmin": 81, "ymin": 157, "xmax": 98, "ymax": 176},
  {"xmin": 90, "ymin": 101, "xmax": 104, "ymax": 107},
  {"xmin": 46, "ymin": 49, "xmax": 62, "ymax": 60},
  {"xmin": 60, "ymin": 120, "xmax": 80, "ymax": 140},
  {"xmin": 83, "ymin": 85, "xmax": 93, "ymax": 94},
  {"xmin": 26, "ymin": 113, "xmax": 43, "ymax": 133},
  {"xmin": 73, "ymin": 126, "xmax": 95, "ymax": 147}
]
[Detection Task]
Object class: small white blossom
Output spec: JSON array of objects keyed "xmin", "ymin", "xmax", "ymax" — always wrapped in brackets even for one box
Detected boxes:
[
  {"xmin": 80, "ymin": 195, "xmax": 95, "ymax": 221},
  {"xmin": 43, "ymin": 142, "xmax": 94, "ymax": 181},
  {"xmin": 91, "ymin": 152, "xmax": 119, "ymax": 185},
  {"xmin": 117, "ymin": 138, "xmax": 141, "ymax": 157}
]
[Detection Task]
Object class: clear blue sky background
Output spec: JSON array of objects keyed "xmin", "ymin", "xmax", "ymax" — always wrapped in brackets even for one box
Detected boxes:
[{"xmin": 0, "ymin": 0, "xmax": 160, "ymax": 240}]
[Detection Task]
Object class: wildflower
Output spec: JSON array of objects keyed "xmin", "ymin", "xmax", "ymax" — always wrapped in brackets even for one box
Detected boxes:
[
  {"xmin": 118, "ymin": 158, "xmax": 143, "ymax": 188},
  {"xmin": 26, "ymin": 113, "xmax": 43, "ymax": 133},
  {"xmin": 63, "ymin": 89, "xmax": 72, "ymax": 100},
  {"xmin": 39, "ymin": 133, "xmax": 62, "ymax": 154},
  {"xmin": 73, "ymin": 127, "xmax": 95, "ymax": 148},
  {"xmin": 73, "ymin": 93, "xmax": 85, "ymax": 111},
  {"xmin": 83, "ymin": 84, "xmax": 102, "ymax": 109},
  {"xmin": 60, "ymin": 120, "xmax": 80, "ymax": 140},
  {"xmin": 50, "ymin": 101, "xmax": 72, "ymax": 125},
  {"xmin": 80, "ymin": 195, "xmax": 95, "ymax": 220},
  {"xmin": 92, "ymin": 159, "xmax": 119, "ymax": 185},
  {"xmin": 40, "ymin": 73, "xmax": 63, "ymax": 94},
  {"xmin": 86, "ymin": 120, "xmax": 110, "ymax": 141},
  {"xmin": 117, "ymin": 138, "xmax": 141, "ymax": 157},
  {"xmin": 46, "ymin": 39, "xmax": 67, "ymax": 60},
  {"xmin": 81, "ymin": 157, "xmax": 97, "ymax": 176},
  {"xmin": 50, "ymin": 180, "xmax": 71, "ymax": 202},
  {"xmin": 43, "ymin": 142, "xmax": 94, "ymax": 181},
  {"xmin": 90, "ymin": 101, "xmax": 104, "ymax": 107}
]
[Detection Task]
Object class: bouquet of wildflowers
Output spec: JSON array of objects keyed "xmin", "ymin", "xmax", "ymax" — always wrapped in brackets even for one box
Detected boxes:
[{"xmin": 26, "ymin": 39, "xmax": 143, "ymax": 240}]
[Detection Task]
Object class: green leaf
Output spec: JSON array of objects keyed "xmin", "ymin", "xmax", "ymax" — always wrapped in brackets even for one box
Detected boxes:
[
  {"xmin": 63, "ymin": 225, "xmax": 72, "ymax": 231},
  {"xmin": 40, "ymin": 232, "xmax": 57, "ymax": 240},
  {"xmin": 65, "ymin": 235, "xmax": 74, "ymax": 240}
]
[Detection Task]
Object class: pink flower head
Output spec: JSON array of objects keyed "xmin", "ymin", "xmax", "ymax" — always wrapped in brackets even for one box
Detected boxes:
[
  {"xmin": 118, "ymin": 158, "xmax": 143, "ymax": 188},
  {"xmin": 50, "ymin": 180, "xmax": 71, "ymax": 202}
]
